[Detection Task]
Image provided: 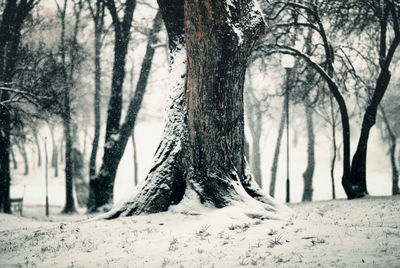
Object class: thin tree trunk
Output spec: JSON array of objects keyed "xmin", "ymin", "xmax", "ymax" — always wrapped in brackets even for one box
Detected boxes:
[
  {"xmin": 57, "ymin": 0, "xmax": 78, "ymax": 214},
  {"xmin": 59, "ymin": 134, "xmax": 64, "ymax": 164},
  {"xmin": 10, "ymin": 146, "xmax": 17, "ymax": 170},
  {"xmin": 245, "ymin": 86, "xmax": 263, "ymax": 188},
  {"xmin": 87, "ymin": 0, "xmax": 104, "ymax": 211},
  {"xmin": 330, "ymin": 95, "xmax": 337, "ymax": 199},
  {"xmin": 380, "ymin": 106, "xmax": 399, "ymax": 195},
  {"xmin": 302, "ymin": 104, "xmax": 315, "ymax": 202},
  {"xmin": 132, "ymin": 127, "xmax": 138, "ymax": 186},
  {"xmin": 251, "ymin": 131, "xmax": 262, "ymax": 188},
  {"xmin": 48, "ymin": 124, "xmax": 58, "ymax": 177},
  {"xmin": 82, "ymin": 127, "xmax": 87, "ymax": 161},
  {"xmin": 17, "ymin": 141, "xmax": 29, "ymax": 176},
  {"xmin": 33, "ymin": 130, "xmax": 41, "ymax": 167},
  {"xmin": 270, "ymin": 99, "xmax": 286, "ymax": 197}
]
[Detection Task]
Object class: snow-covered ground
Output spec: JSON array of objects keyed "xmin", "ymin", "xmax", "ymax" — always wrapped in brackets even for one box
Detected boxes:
[{"xmin": 1, "ymin": 195, "xmax": 399, "ymax": 267}]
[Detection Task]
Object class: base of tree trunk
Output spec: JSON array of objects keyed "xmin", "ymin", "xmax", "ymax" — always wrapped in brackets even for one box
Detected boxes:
[{"xmin": 103, "ymin": 142, "xmax": 288, "ymax": 220}]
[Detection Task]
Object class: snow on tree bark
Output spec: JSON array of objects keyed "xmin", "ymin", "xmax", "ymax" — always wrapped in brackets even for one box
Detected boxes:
[{"xmin": 106, "ymin": 0, "xmax": 285, "ymax": 219}]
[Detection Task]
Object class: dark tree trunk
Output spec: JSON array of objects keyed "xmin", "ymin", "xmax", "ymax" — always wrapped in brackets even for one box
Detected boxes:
[
  {"xmin": 321, "ymin": 69, "xmax": 351, "ymax": 199},
  {"xmin": 0, "ymin": 0, "xmax": 36, "ymax": 213},
  {"xmin": 57, "ymin": 0, "xmax": 79, "ymax": 214},
  {"xmin": 87, "ymin": 0, "xmax": 104, "ymax": 211},
  {"xmin": 89, "ymin": 9, "xmax": 162, "ymax": 212},
  {"xmin": 349, "ymin": 68, "xmax": 395, "ymax": 197},
  {"xmin": 62, "ymin": 109, "xmax": 76, "ymax": 213},
  {"xmin": 105, "ymin": 0, "xmax": 283, "ymax": 219},
  {"xmin": 329, "ymin": 95, "xmax": 337, "ymax": 199},
  {"xmin": 269, "ymin": 99, "xmax": 285, "ymax": 197},
  {"xmin": 346, "ymin": 2, "xmax": 400, "ymax": 199},
  {"xmin": 17, "ymin": 141, "xmax": 29, "ymax": 176},
  {"xmin": 302, "ymin": 104, "xmax": 315, "ymax": 202},
  {"xmin": 0, "ymin": 114, "xmax": 11, "ymax": 213}
]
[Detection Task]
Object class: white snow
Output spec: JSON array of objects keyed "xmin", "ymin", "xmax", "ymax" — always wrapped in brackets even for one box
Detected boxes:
[
  {"xmin": 1, "ymin": 196, "xmax": 399, "ymax": 267},
  {"xmin": 224, "ymin": 0, "xmax": 244, "ymax": 45}
]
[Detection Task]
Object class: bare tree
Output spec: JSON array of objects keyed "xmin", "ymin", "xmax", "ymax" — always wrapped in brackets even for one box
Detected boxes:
[
  {"xmin": 0, "ymin": 0, "xmax": 39, "ymax": 213},
  {"xmin": 88, "ymin": 5, "xmax": 163, "ymax": 212},
  {"xmin": 86, "ymin": 0, "xmax": 105, "ymax": 201}
]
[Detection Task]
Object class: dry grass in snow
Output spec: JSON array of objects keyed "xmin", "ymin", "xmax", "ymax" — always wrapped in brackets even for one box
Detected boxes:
[{"xmin": 1, "ymin": 195, "xmax": 399, "ymax": 267}]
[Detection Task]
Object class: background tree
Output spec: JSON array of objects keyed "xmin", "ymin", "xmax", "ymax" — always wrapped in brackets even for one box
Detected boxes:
[
  {"xmin": 86, "ymin": 0, "xmax": 105, "ymax": 205},
  {"xmin": 55, "ymin": 0, "xmax": 86, "ymax": 213},
  {"xmin": 0, "ymin": 0, "xmax": 39, "ymax": 213},
  {"xmin": 88, "ymin": 4, "xmax": 163, "ymax": 212}
]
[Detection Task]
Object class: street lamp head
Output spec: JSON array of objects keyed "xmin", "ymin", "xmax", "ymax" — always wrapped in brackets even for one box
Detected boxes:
[{"xmin": 281, "ymin": 54, "xmax": 295, "ymax": 69}]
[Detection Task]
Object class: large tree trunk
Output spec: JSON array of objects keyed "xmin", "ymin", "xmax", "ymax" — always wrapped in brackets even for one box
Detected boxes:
[
  {"xmin": 269, "ymin": 99, "xmax": 285, "ymax": 197},
  {"xmin": 89, "ymin": 9, "xmax": 162, "ymax": 212},
  {"xmin": 106, "ymin": 0, "xmax": 284, "ymax": 219},
  {"xmin": 302, "ymin": 104, "xmax": 315, "ymax": 202}
]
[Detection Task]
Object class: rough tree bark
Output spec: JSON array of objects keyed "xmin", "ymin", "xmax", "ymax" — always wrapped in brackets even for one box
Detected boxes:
[
  {"xmin": 0, "ymin": 0, "xmax": 37, "ymax": 213},
  {"xmin": 302, "ymin": 104, "xmax": 315, "ymax": 202},
  {"xmin": 89, "ymin": 8, "xmax": 163, "ymax": 212},
  {"xmin": 269, "ymin": 98, "xmax": 285, "ymax": 197},
  {"xmin": 105, "ymin": 0, "xmax": 284, "ymax": 219}
]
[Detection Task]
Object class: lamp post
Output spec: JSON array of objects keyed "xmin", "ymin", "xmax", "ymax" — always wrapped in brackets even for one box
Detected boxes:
[
  {"xmin": 44, "ymin": 137, "xmax": 49, "ymax": 216},
  {"xmin": 281, "ymin": 55, "xmax": 294, "ymax": 203}
]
